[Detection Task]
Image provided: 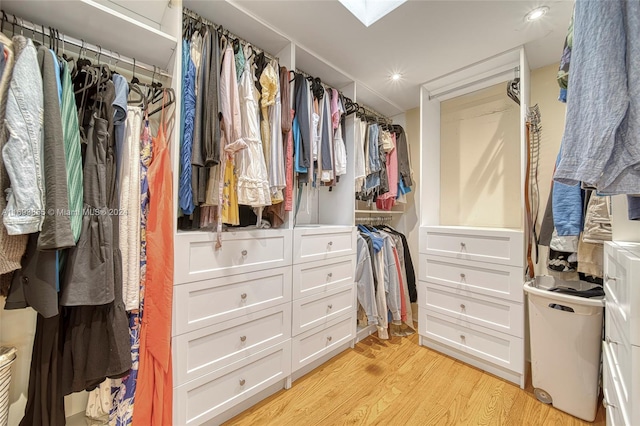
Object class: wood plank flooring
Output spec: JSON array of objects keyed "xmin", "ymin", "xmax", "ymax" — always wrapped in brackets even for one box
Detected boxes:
[{"xmin": 224, "ymin": 333, "xmax": 606, "ymax": 426}]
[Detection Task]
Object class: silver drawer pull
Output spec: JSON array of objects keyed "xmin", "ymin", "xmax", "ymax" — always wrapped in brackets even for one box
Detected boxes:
[
  {"xmin": 605, "ymin": 274, "xmax": 617, "ymax": 282},
  {"xmin": 240, "ymin": 293, "xmax": 247, "ymax": 300},
  {"xmin": 460, "ymin": 242, "xmax": 466, "ymax": 249},
  {"xmin": 460, "ymin": 304, "xmax": 466, "ymax": 310},
  {"xmin": 327, "ymin": 272, "xmax": 333, "ymax": 278},
  {"xmin": 239, "ymin": 378, "xmax": 246, "ymax": 386},
  {"xmin": 240, "ymin": 335, "xmax": 247, "ymax": 342},
  {"xmin": 460, "ymin": 273, "xmax": 466, "ymax": 279},
  {"xmin": 327, "ymin": 336, "xmax": 332, "ymax": 341},
  {"xmin": 460, "ymin": 334, "xmax": 466, "ymax": 340},
  {"xmin": 603, "ymin": 398, "xmax": 616, "ymax": 409},
  {"xmin": 606, "ymin": 336, "xmax": 619, "ymax": 345},
  {"xmin": 328, "ymin": 304, "xmax": 333, "ymax": 309},
  {"xmin": 241, "ymin": 249, "xmax": 248, "ymax": 256}
]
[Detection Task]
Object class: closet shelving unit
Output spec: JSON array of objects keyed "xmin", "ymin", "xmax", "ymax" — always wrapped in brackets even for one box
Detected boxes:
[
  {"xmin": 0, "ymin": 1, "xmax": 181, "ymax": 424},
  {"xmin": 418, "ymin": 47, "xmax": 530, "ymax": 389},
  {"xmin": 177, "ymin": 1, "xmax": 414, "ymax": 423}
]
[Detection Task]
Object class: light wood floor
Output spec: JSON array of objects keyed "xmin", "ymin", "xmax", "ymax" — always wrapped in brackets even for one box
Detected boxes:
[{"xmin": 224, "ymin": 333, "xmax": 606, "ymax": 426}]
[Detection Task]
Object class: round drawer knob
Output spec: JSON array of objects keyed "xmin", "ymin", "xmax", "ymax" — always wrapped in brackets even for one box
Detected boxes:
[
  {"xmin": 327, "ymin": 336, "xmax": 332, "ymax": 341},
  {"xmin": 240, "ymin": 335, "xmax": 247, "ymax": 342},
  {"xmin": 460, "ymin": 304, "xmax": 466, "ymax": 310},
  {"xmin": 460, "ymin": 334, "xmax": 466, "ymax": 340},
  {"xmin": 606, "ymin": 336, "xmax": 619, "ymax": 345},
  {"xmin": 241, "ymin": 250, "xmax": 248, "ymax": 256},
  {"xmin": 460, "ymin": 273, "xmax": 466, "ymax": 279},
  {"xmin": 239, "ymin": 379, "xmax": 246, "ymax": 386},
  {"xmin": 328, "ymin": 241, "xmax": 333, "ymax": 246},
  {"xmin": 328, "ymin": 304, "xmax": 333, "ymax": 309},
  {"xmin": 327, "ymin": 272, "xmax": 333, "ymax": 278},
  {"xmin": 605, "ymin": 274, "xmax": 617, "ymax": 282},
  {"xmin": 240, "ymin": 293, "xmax": 247, "ymax": 300},
  {"xmin": 460, "ymin": 242, "xmax": 466, "ymax": 249}
]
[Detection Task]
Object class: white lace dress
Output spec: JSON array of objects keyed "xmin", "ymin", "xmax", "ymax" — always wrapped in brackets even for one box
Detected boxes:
[{"xmin": 236, "ymin": 47, "xmax": 271, "ymax": 207}]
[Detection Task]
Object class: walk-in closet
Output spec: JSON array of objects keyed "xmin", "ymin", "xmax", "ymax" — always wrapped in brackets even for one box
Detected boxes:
[{"xmin": 0, "ymin": 1, "xmax": 633, "ymax": 425}]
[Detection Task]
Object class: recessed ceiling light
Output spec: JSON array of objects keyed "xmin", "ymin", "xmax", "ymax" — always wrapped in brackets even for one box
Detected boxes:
[
  {"xmin": 391, "ymin": 73, "xmax": 402, "ymax": 81},
  {"xmin": 525, "ymin": 6, "xmax": 549, "ymax": 22}
]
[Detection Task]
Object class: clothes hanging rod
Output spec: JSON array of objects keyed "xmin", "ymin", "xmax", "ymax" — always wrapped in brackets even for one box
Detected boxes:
[
  {"xmin": 183, "ymin": 8, "xmax": 278, "ymax": 63},
  {"xmin": 355, "ymin": 216, "xmax": 394, "ymax": 224},
  {"xmin": 1, "ymin": 11, "xmax": 172, "ymax": 78},
  {"xmin": 294, "ymin": 68, "xmax": 346, "ymax": 98}
]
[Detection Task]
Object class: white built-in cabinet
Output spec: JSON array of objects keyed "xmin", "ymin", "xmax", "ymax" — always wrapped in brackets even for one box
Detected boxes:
[
  {"xmin": 602, "ymin": 241, "xmax": 640, "ymax": 426},
  {"xmin": 418, "ymin": 48, "xmax": 530, "ymax": 388}
]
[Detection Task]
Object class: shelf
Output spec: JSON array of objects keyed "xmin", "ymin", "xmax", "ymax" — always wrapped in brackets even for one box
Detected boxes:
[
  {"xmin": 3, "ymin": 0, "xmax": 177, "ymax": 70},
  {"xmin": 355, "ymin": 210, "xmax": 404, "ymax": 215}
]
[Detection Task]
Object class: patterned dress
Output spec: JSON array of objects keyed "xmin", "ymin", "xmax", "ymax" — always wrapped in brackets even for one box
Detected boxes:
[{"xmin": 110, "ymin": 116, "xmax": 152, "ymax": 425}]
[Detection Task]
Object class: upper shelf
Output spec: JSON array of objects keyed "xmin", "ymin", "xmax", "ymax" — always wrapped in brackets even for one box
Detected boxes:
[
  {"xmin": 184, "ymin": 0, "xmax": 290, "ymax": 59},
  {"xmin": 2, "ymin": 0, "xmax": 177, "ymax": 70}
]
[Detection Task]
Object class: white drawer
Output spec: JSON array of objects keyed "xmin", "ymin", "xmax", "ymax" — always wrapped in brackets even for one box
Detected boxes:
[
  {"xmin": 174, "ymin": 229, "xmax": 292, "ymax": 284},
  {"xmin": 174, "ymin": 340, "xmax": 291, "ymax": 426},
  {"xmin": 421, "ymin": 281, "xmax": 524, "ymax": 338},
  {"xmin": 291, "ymin": 313, "xmax": 354, "ymax": 372},
  {"xmin": 606, "ymin": 299, "xmax": 632, "ymax": 410},
  {"xmin": 173, "ymin": 304, "xmax": 291, "ymax": 386},
  {"xmin": 605, "ymin": 242, "xmax": 640, "ymax": 346},
  {"xmin": 419, "ymin": 308, "xmax": 523, "ymax": 374},
  {"xmin": 421, "ymin": 226, "xmax": 523, "ymax": 267},
  {"xmin": 173, "ymin": 267, "xmax": 292, "ymax": 335},
  {"xmin": 603, "ymin": 342, "xmax": 630, "ymax": 426},
  {"xmin": 293, "ymin": 226, "xmax": 356, "ymax": 264},
  {"xmin": 292, "ymin": 285, "xmax": 355, "ymax": 336},
  {"xmin": 293, "ymin": 256, "xmax": 355, "ymax": 299},
  {"xmin": 420, "ymin": 254, "xmax": 524, "ymax": 303}
]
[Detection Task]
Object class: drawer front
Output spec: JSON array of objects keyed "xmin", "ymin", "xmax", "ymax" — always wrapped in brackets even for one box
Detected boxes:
[
  {"xmin": 605, "ymin": 300, "xmax": 632, "ymax": 409},
  {"xmin": 419, "ymin": 308, "xmax": 524, "ymax": 373},
  {"xmin": 421, "ymin": 255, "xmax": 524, "ymax": 303},
  {"xmin": 292, "ymin": 314, "xmax": 354, "ymax": 371},
  {"xmin": 173, "ymin": 267, "xmax": 292, "ymax": 335},
  {"xmin": 605, "ymin": 242, "xmax": 640, "ymax": 346},
  {"xmin": 174, "ymin": 340, "xmax": 291, "ymax": 426},
  {"xmin": 293, "ymin": 227, "xmax": 355, "ymax": 264},
  {"xmin": 175, "ymin": 230, "xmax": 292, "ymax": 284},
  {"xmin": 422, "ymin": 282, "xmax": 524, "ymax": 338},
  {"xmin": 174, "ymin": 304, "xmax": 291, "ymax": 386},
  {"xmin": 422, "ymin": 226, "xmax": 523, "ymax": 267},
  {"xmin": 292, "ymin": 285, "xmax": 355, "ymax": 336},
  {"xmin": 293, "ymin": 256, "xmax": 355, "ymax": 299},
  {"xmin": 603, "ymin": 342, "xmax": 630, "ymax": 426}
]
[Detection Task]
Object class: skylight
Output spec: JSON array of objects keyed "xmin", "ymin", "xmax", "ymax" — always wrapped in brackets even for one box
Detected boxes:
[{"xmin": 338, "ymin": 0, "xmax": 408, "ymax": 27}]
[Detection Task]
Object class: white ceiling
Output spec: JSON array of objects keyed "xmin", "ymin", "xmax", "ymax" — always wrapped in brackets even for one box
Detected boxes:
[{"xmin": 185, "ymin": 0, "xmax": 574, "ymax": 116}]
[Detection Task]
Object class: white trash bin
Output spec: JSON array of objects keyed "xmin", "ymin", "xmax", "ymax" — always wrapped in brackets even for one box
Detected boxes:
[
  {"xmin": 524, "ymin": 276, "xmax": 604, "ymax": 422},
  {"xmin": 0, "ymin": 347, "xmax": 16, "ymax": 426}
]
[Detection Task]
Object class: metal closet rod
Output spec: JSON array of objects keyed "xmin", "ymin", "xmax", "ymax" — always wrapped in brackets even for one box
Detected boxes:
[
  {"xmin": 355, "ymin": 216, "xmax": 393, "ymax": 224},
  {"xmin": 1, "ymin": 10, "xmax": 172, "ymax": 78},
  {"xmin": 182, "ymin": 7, "xmax": 278, "ymax": 63},
  {"xmin": 294, "ymin": 68, "xmax": 348, "ymax": 100},
  {"xmin": 359, "ymin": 104, "xmax": 391, "ymax": 123}
]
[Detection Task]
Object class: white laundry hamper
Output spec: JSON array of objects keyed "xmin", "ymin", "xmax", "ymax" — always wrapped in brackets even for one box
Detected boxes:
[
  {"xmin": 0, "ymin": 347, "xmax": 16, "ymax": 426},
  {"xmin": 524, "ymin": 276, "xmax": 604, "ymax": 422}
]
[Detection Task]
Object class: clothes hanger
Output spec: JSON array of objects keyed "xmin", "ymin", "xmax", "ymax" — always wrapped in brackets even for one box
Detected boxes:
[{"xmin": 148, "ymin": 87, "xmax": 175, "ymax": 116}]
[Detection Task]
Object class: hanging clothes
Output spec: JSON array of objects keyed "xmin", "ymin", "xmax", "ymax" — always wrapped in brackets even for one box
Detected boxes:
[
  {"xmin": 110, "ymin": 111, "xmax": 153, "ymax": 426},
  {"xmin": 236, "ymin": 45, "xmax": 270, "ymax": 208},
  {"xmin": 215, "ymin": 39, "xmax": 247, "ymax": 244},
  {"xmin": 259, "ymin": 61, "xmax": 278, "ymax": 180},
  {"xmin": 133, "ymin": 97, "xmax": 174, "ymax": 426},
  {"xmin": 119, "ymin": 107, "xmax": 143, "ymax": 310},
  {"xmin": 0, "ymin": 33, "xmax": 26, "ymax": 297},
  {"xmin": 267, "ymin": 61, "xmax": 285, "ymax": 202},
  {"xmin": 179, "ymin": 38, "xmax": 196, "ymax": 215}
]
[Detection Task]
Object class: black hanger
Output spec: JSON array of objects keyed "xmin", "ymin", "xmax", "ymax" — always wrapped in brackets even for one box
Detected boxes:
[
  {"xmin": 148, "ymin": 87, "xmax": 175, "ymax": 116},
  {"xmin": 131, "ymin": 57, "xmax": 140, "ymax": 85}
]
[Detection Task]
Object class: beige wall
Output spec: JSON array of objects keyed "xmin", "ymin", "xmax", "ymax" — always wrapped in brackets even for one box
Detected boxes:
[
  {"xmin": 529, "ymin": 63, "xmax": 566, "ymax": 276},
  {"xmin": 440, "ymin": 83, "xmax": 522, "ymax": 228}
]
